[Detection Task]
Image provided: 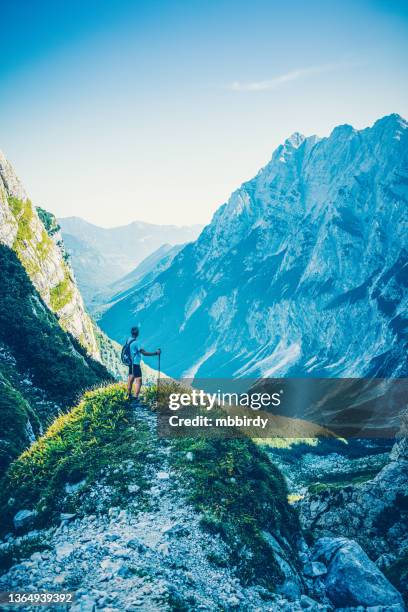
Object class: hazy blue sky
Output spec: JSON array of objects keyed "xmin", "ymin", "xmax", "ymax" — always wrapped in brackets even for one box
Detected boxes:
[{"xmin": 0, "ymin": 0, "xmax": 407, "ymax": 227}]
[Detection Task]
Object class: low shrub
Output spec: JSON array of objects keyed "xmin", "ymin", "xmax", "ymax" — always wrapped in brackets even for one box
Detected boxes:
[{"xmin": 49, "ymin": 266, "xmax": 74, "ymax": 311}]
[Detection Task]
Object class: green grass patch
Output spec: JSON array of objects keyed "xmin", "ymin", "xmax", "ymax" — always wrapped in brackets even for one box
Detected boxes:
[
  {"xmin": 0, "ymin": 370, "xmax": 41, "ymax": 474},
  {"xmin": 36, "ymin": 229, "xmax": 53, "ymax": 261},
  {"xmin": 307, "ymin": 468, "xmax": 381, "ymax": 494},
  {"xmin": 0, "ymin": 384, "xmax": 153, "ymax": 532},
  {"xmin": 49, "ymin": 265, "xmax": 74, "ymax": 311},
  {"xmin": 257, "ymin": 437, "xmax": 320, "ymax": 450},
  {"xmin": 8, "ymin": 196, "xmax": 25, "ymax": 217},
  {"xmin": 8, "ymin": 200, "xmax": 58, "ymax": 277},
  {"xmin": 170, "ymin": 433, "xmax": 300, "ymax": 588},
  {"xmin": 9, "ymin": 197, "xmax": 35, "ymax": 251}
]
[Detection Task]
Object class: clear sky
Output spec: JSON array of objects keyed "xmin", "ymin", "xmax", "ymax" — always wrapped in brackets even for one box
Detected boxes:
[{"xmin": 0, "ymin": 0, "xmax": 407, "ymax": 227}]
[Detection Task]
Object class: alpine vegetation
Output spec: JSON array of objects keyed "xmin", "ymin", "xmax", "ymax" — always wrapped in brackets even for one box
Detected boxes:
[{"xmin": 0, "ymin": 115, "xmax": 407, "ymax": 610}]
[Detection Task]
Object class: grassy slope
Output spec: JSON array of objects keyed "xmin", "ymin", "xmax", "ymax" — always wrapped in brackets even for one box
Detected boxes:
[
  {"xmin": 0, "ymin": 385, "xmax": 148, "ymax": 529},
  {"xmin": 36, "ymin": 206, "xmax": 126, "ymax": 380},
  {"xmin": 0, "ymin": 370, "xmax": 41, "ymax": 473},
  {"xmin": 170, "ymin": 436, "xmax": 299, "ymax": 586},
  {"xmin": 0, "ymin": 244, "xmax": 111, "ymax": 406},
  {"xmin": 0, "ymin": 383, "xmax": 301, "ymax": 590},
  {"xmin": 0, "ymin": 244, "xmax": 113, "ymax": 473}
]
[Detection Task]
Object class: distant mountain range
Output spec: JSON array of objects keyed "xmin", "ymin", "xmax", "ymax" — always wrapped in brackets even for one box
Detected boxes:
[
  {"xmin": 59, "ymin": 216, "xmax": 203, "ymax": 309},
  {"xmin": 99, "ymin": 114, "xmax": 408, "ymax": 379},
  {"xmin": 94, "ymin": 243, "xmax": 184, "ymax": 316}
]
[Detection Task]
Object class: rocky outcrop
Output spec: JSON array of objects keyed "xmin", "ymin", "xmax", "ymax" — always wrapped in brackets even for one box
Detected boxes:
[
  {"xmin": 311, "ymin": 537, "xmax": 404, "ymax": 609},
  {"xmin": 298, "ymin": 433, "xmax": 408, "ymax": 562},
  {"xmin": 13, "ymin": 510, "xmax": 38, "ymax": 531},
  {"xmin": 298, "ymin": 416, "xmax": 408, "ymax": 605},
  {"xmin": 0, "ymin": 150, "xmax": 99, "ymax": 359},
  {"xmin": 100, "ymin": 114, "xmax": 408, "ymax": 380}
]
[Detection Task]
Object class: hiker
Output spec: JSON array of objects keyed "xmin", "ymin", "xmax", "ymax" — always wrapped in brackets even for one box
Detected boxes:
[{"xmin": 125, "ymin": 326, "xmax": 161, "ymax": 401}]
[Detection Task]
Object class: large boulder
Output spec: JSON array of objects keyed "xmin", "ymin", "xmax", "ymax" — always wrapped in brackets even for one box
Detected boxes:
[
  {"xmin": 313, "ymin": 537, "xmax": 404, "ymax": 609},
  {"xmin": 13, "ymin": 509, "xmax": 38, "ymax": 531}
]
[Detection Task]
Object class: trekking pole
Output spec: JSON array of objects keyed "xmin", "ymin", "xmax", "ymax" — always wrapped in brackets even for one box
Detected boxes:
[{"xmin": 156, "ymin": 350, "xmax": 161, "ymax": 408}]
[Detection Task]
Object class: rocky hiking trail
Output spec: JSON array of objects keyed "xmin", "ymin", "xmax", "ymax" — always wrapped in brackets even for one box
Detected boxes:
[
  {"xmin": 0, "ymin": 401, "xmax": 306, "ymax": 611},
  {"xmin": 0, "ymin": 396, "xmax": 406, "ymax": 611}
]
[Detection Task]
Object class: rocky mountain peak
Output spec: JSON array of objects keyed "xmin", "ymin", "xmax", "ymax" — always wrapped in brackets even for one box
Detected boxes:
[
  {"xmin": 373, "ymin": 112, "xmax": 407, "ymax": 131},
  {"xmin": 0, "ymin": 150, "xmax": 26, "ymax": 203},
  {"xmin": 284, "ymin": 131, "xmax": 306, "ymax": 148},
  {"xmin": 100, "ymin": 114, "xmax": 408, "ymax": 380}
]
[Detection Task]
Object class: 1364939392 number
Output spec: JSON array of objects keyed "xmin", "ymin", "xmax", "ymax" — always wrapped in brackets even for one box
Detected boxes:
[{"xmin": 0, "ymin": 592, "xmax": 75, "ymax": 605}]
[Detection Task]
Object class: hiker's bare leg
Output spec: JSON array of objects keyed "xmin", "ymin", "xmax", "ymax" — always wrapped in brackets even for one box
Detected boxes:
[
  {"xmin": 127, "ymin": 374, "xmax": 135, "ymax": 397},
  {"xmin": 134, "ymin": 377, "xmax": 142, "ymax": 400}
]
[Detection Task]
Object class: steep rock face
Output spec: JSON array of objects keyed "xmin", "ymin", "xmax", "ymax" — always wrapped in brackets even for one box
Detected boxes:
[
  {"xmin": 0, "ymin": 151, "xmax": 99, "ymax": 359},
  {"xmin": 0, "ymin": 245, "xmax": 112, "ymax": 473},
  {"xmin": 100, "ymin": 114, "xmax": 408, "ymax": 378}
]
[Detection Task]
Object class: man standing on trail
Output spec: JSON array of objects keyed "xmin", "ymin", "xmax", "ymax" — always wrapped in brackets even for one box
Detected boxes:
[{"xmin": 126, "ymin": 326, "xmax": 161, "ymax": 401}]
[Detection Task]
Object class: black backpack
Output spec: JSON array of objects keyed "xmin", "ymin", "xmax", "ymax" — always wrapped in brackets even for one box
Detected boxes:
[{"xmin": 121, "ymin": 338, "xmax": 137, "ymax": 366}]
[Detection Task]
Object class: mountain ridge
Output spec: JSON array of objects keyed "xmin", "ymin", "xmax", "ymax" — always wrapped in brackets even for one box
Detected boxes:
[
  {"xmin": 99, "ymin": 113, "xmax": 408, "ymax": 378},
  {"xmin": 59, "ymin": 215, "xmax": 203, "ymax": 233},
  {"xmin": 0, "ymin": 115, "xmax": 407, "ymax": 611},
  {"xmin": 0, "ymin": 151, "xmax": 100, "ymax": 359},
  {"xmin": 59, "ymin": 216, "xmax": 203, "ymax": 310}
]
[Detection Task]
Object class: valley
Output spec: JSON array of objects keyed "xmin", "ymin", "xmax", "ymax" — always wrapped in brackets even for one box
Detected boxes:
[
  {"xmin": 98, "ymin": 114, "xmax": 408, "ymax": 381},
  {"xmin": 59, "ymin": 217, "xmax": 202, "ymax": 313},
  {"xmin": 0, "ymin": 114, "xmax": 407, "ymax": 610}
]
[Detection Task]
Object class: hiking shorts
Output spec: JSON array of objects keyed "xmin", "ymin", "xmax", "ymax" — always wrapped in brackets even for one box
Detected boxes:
[{"xmin": 129, "ymin": 364, "xmax": 142, "ymax": 378}]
